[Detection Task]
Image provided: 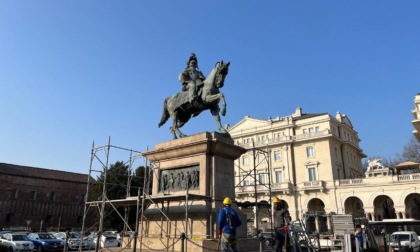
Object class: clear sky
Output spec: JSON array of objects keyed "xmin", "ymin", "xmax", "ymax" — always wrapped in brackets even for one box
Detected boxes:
[{"xmin": 1, "ymin": 1, "xmax": 419, "ymax": 175}]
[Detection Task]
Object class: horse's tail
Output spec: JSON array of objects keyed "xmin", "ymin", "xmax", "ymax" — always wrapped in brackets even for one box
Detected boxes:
[{"xmin": 158, "ymin": 97, "xmax": 170, "ymax": 127}]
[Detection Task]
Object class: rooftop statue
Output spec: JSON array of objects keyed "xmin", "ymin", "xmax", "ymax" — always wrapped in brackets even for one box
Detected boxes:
[
  {"xmin": 158, "ymin": 53, "xmax": 230, "ymax": 139},
  {"xmin": 367, "ymin": 158, "xmax": 385, "ymax": 171}
]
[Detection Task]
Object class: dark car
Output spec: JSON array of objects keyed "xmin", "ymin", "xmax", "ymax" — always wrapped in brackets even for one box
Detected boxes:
[
  {"xmin": 262, "ymin": 232, "xmax": 275, "ymax": 246},
  {"xmin": 27, "ymin": 233, "xmax": 64, "ymax": 252}
]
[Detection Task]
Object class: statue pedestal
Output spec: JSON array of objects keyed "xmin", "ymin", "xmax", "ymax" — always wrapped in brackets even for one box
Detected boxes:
[
  {"xmin": 140, "ymin": 132, "xmax": 248, "ymax": 251},
  {"xmin": 365, "ymin": 167, "xmax": 393, "ymax": 177}
]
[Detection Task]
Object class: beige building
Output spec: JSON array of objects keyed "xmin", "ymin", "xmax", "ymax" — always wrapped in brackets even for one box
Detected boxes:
[
  {"xmin": 412, "ymin": 93, "xmax": 420, "ymax": 142},
  {"xmin": 228, "ymin": 102, "xmax": 420, "ymax": 233}
]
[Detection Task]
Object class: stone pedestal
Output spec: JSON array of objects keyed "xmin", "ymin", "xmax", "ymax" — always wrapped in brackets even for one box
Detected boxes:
[{"xmin": 140, "ymin": 132, "xmax": 248, "ymax": 251}]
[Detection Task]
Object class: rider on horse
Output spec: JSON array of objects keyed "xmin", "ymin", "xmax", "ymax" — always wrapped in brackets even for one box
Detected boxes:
[{"xmin": 178, "ymin": 53, "xmax": 206, "ymax": 103}]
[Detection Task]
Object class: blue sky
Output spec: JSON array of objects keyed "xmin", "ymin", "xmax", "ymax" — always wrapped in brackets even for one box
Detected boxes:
[{"xmin": 1, "ymin": 1, "xmax": 419, "ymax": 174}]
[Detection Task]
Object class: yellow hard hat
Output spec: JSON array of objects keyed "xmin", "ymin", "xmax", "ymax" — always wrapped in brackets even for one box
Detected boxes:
[
  {"xmin": 272, "ymin": 197, "xmax": 280, "ymax": 203},
  {"xmin": 223, "ymin": 197, "xmax": 232, "ymax": 205}
]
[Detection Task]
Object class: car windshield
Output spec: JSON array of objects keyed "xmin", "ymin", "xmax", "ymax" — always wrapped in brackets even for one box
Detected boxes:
[
  {"xmin": 70, "ymin": 233, "xmax": 81, "ymax": 238},
  {"xmin": 12, "ymin": 235, "xmax": 29, "ymax": 241},
  {"xmin": 262, "ymin": 233, "xmax": 272, "ymax": 238},
  {"xmin": 391, "ymin": 234, "xmax": 410, "ymax": 242},
  {"xmin": 39, "ymin": 234, "xmax": 56, "ymax": 239}
]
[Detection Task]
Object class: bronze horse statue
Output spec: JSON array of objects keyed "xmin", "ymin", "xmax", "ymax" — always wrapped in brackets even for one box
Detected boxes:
[{"xmin": 158, "ymin": 61, "xmax": 230, "ymax": 139}]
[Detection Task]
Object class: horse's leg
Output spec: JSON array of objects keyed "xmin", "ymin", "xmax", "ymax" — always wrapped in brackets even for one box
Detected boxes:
[
  {"xmin": 210, "ymin": 106, "xmax": 228, "ymax": 134},
  {"xmin": 214, "ymin": 114, "xmax": 228, "ymax": 133},
  {"xmin": 176, "ymin": 129, "xmax": 187, "ymax": 138},
  {"xmin": 170, "ymin": 111, "xmax": 180, "ymax": 139},
  {"xmin": 169, "ymin": 126, "xmax": 177, "ymax": 139},
  {"xmin": 203, "ymin": 93, "xmax": 226, "ymax": 116},
  {"xmin": 175, "ymin": 121, "xmax": 187, "ymax": 138},
  {"xmin": 172, "ymin": 111, "xmax": 188, "ymax": 138}
]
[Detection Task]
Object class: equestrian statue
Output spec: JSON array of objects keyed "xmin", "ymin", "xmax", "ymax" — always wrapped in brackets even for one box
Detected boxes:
[{"xmin": 158, "ymin": 53, "xmax": 230, "ymax": 139}]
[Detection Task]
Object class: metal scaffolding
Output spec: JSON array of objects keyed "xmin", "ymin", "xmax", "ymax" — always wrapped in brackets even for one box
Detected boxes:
[
  {"xmin": 80, "ymin": 138, "xmax": 215, "ymax": 252},
  {"xmin": 234, "ymin": 139, "xmax": 273, "ymax": 232}
]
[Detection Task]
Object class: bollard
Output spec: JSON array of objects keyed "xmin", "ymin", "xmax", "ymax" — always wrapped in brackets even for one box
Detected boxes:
[
  {"xmin": 258, "ymin": 231, "xmax": 263, "ymax": 252},
  {"xmin": 180, "ymin": 233, "xmax": 186, "ymax": 252},
  {"xmin": 132, "ymin": 232, "xmax": 138, "ymax": 252},
  {"xmin": 63, "ymin": 230, "xmax": 70, "ymax": 252}
]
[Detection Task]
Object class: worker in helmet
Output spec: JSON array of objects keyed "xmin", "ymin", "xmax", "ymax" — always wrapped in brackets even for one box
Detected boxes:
[
  {"xmin": 217, "ymin": 197, "xmax": 242, "ymax": 252},
  {"xmin": 273, "ymin": 197, "xmax": 291, "ymax": 252}
]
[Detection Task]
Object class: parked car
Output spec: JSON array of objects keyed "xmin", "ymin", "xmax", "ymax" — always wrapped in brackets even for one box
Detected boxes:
[
  {"xmin": 262, "ymin": 232, "xmax": 275, "ymax": 246},
  {"xmin": 389, "ymin": 231, "xmax": 420, "ymax": 252},
  {"xmin": 103, "ymin": 231, "xmax": 121, "ymax": 246},
  {"xmin": 86, "ymin": 233, "xmax": 118, "ymax": 248},
  {"xmin": 53, "ymin": 232, "xmax": 93, "ymax": 250},
  {"xmin": 27, "ymin": 233, "xmax": 64, "ymax": 252},
  {"xmin": 0, "ymin": 233, "xmax": 34, "ymax": 252}
]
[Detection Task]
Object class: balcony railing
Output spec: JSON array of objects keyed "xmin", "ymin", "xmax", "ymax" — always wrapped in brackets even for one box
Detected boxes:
[
  {"xmin": 238, "ymin": 136, "xmax": 292, "ymax": 148},
  {"xmin": 398, "ymin": 173, "xmax": 420, "ymax": 181},
  {"xmin": 294, "ymin": 130, "xmax": 330, "ymax": 141},
  {"xmin": 301, "ymin": 180, "xmax": 326, "ymax": 191},
  {"xmin": 339, "ymin": 179, "xmax": 363, "ymax": 186}
]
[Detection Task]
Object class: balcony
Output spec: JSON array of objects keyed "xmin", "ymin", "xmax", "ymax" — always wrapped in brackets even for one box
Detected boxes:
[
  {"xmin": 238, "ymin": 136, "xmax": 293, "ymax": 148},
  {"xmin": 300, "ymin": 180, "xmax": 326, "ymax": 193},
  {"xmin": 338, "ymin": 178, "xmax": 363, "ymax": 186},
  {"xmin": 398, "ymin": 173, "xmax": 420, "ymax": 182},
  {"xmin": 294, "ymin": 130, "xmax": 330, "ymax": 141},
  {"xmin": 272, "ymin": 182, "xmax": 294, "ymax": 194}
]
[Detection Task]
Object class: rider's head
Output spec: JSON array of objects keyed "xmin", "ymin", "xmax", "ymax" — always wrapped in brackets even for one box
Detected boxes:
[{"xmin": 187, "ymin": 53, "xmax": 198, "ymax": 69}]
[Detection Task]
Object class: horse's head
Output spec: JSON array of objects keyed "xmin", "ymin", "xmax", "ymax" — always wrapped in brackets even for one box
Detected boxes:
[{"xmin": 215, "ymin": 61, "xmax": 230, "ymax": 88}]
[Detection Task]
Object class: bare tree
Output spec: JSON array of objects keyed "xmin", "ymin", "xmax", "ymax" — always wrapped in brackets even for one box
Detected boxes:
[
  {"xmin": 394, "ymin": 136, "xmax": 420, "ymax": 173},
  {"xmin": 396, "ymin": 136, "xmax": 420, "ymax": 163}
]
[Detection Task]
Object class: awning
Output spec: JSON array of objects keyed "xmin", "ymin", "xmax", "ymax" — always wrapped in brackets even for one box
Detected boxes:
[{"xmin": 395, "ymin": 161, "xmax": 420, "ymax": 170}]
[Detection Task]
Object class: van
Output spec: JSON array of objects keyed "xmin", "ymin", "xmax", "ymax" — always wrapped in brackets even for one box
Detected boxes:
[{"xmin": 389, "ymin": 231, "xmax": 420, "ymax": 252}]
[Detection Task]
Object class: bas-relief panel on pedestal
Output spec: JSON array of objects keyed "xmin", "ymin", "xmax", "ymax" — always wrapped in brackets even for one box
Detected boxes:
[{"xmin": 159, "ymin": 165, "xmax": 200, "ymax": 193}]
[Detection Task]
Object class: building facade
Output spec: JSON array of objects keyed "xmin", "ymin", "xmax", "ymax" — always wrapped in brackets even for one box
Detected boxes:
[
  {"xmin": 228, "ymin": 106, "xmax": 420, "ymax": 232},
  {"xmin": 412, "ymin": 93, "xmax": 420, "ymax": 142},
  {"xmin": 0, "ymin": 163, "xmax": 93, "ymax": 231}
]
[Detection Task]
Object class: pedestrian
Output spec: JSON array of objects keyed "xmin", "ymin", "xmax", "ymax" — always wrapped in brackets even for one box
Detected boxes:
[
  {"xmin": 355, "ymin": 224, "xmax": 363, "ymax": 252},
  {"xmin": 217, "ymin": 197, "xmax": 242, "ymax": 252},
  {"xmin": 273, "ymin": 197, "xmax": 291, "ymax": 252}
]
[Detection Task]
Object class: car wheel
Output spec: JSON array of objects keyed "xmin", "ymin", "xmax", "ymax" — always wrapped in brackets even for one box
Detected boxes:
[
  {"xmin": 38, "ymin": 245, "xmax": 43, "ymax": 252},
  {"xmin": 8, "ymin": 247, "xmax": 13, "ymax": 252}
]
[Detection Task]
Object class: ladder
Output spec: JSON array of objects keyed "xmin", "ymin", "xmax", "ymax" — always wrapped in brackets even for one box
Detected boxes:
[{"xmin": 287, "ymin": 220, "xmax": 317, "ymax": 252}]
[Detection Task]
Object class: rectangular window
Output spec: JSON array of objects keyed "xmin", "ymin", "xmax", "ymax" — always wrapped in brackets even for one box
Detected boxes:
[
  {"xmin": 303, "ymin": 129, "xmax": 307, "ymax": 134},
  {"xmin": 48, "ymin": 191, "xmax": 56, "ymax": 201},
  {"xmin": 274, "ymin": 151, "xmax": 281, "ymax": 161},
  {"xmin": 275, "ymin": 170, "xmax": 283, "ymax": 183},
  {"xmin": 308, "ymin": 167, "xmax": 317, "ymax": 181},
  {"xmin": 46, "ymin": 215, "xmax": 54, "ymax": 224},
  {"xmin": 309, "ymin": 127, "xmax": 314, "ymax": 133},
  {"xmin": 243, "ymin": 176, "xmax": 249, "ymax": 186},
  {"xmin": 6, "ymin": 214, "xmax": 14, "ymax": 224},
  {"xmin": 29, "ymin": 191, "xmax": 36, "ymax": 200},
  {"xmin": 79, "ymin": 194, "xmax": 86, "ymax": 203},
  {"xmin": 258, "ymin": 173, "xmax": 265, "ymax": 185},
  {"xmin": 315, "ymin": 126, "xmax": 320, "ymax": 132},
  {"xmin": 242, "ymin": 155, "xmax": 249, "ymax": 165},
  {"xmin": 306, "ymin": 146, "xmax": 315, "ymax": 157},
  {"xmin": 10, "ymin": 189, "xmax": 18, "ymax": 200}
]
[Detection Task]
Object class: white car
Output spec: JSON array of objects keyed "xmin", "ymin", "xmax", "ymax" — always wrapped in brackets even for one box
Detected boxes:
[
  {"xmin": 53, "ymin": 232, "xmax": 93, "ymax": 250},
  {"xmin": 0, "ymin": 233, "xmax": 34, "ymax": 252},
  {"xmin": 86, "ymin": 233, "xmax": 119, "ymax": 248},
  {"xmin": 389, "ymin": 231, "xmax": 420, "ymax": 252},
  {"xmin": 103, "ymin": 231, "xmax": 121, "ymax": 246}
]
